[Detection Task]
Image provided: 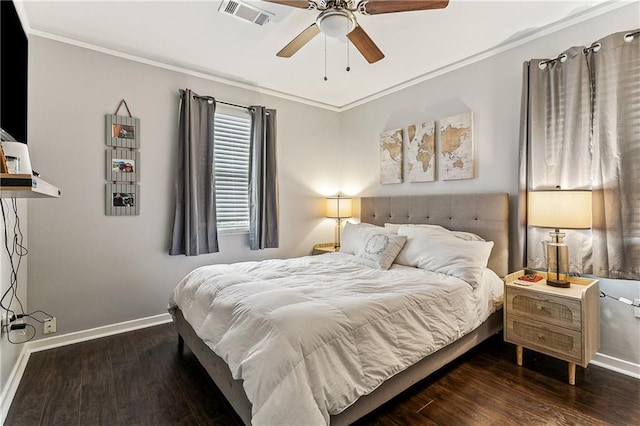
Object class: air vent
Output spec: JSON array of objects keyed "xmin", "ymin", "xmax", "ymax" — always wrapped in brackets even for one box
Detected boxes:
[{"xmin": 218, "ymin": 0, "xmax": 274, "ymax": 26}]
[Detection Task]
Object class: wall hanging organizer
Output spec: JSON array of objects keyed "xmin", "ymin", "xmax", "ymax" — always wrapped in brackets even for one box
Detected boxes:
[{"xmin": 105, "ymin": 99, "xmax": 140, "ymax": 215}]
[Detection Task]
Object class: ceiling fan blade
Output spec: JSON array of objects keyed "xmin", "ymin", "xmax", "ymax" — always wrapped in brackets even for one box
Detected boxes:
[
  {"xmin": 277, "ymin": 23, "xmax": 321, "ymax": 58},
  {"xmin": 347, "ymin": 25, "xmax": 384, "ymax": 64},
  {"xmin": 362, "ymin": 0, "xmax": 449, "ymax": 15},
  {"xmin": 261, "ymin": 0, "xmax": 312, "ymax": 9}
]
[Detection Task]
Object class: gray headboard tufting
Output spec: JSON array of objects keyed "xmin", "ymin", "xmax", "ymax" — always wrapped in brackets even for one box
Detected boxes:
[{"xmin": 360, "ymin": 193, "xmax": 509, "ymax": 277}]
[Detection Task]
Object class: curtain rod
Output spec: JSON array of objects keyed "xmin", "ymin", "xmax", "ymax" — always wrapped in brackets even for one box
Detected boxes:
[
  {"xmin": 192, "ymin": 94, "xmax": 253, "ymax": 111},
  {"xmin": 539, "ymin": 29, "xmax": 639, "ymax": 68}
]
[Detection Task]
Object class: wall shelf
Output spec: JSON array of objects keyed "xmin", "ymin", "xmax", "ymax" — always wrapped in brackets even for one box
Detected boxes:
[{"xmin": 0, "ymin": 173, "xmax": 61, "ymax": 198}]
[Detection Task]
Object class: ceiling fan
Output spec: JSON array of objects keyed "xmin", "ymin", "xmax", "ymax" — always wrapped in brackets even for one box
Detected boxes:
[{"xmin": 263, "ymin": 1, "xmax": 449, "ymax": 64}]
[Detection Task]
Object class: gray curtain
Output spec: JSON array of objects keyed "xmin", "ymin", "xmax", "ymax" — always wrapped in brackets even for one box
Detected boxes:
[
  {"xmin": 518, "ymin": 29, "xmax": 640, "ymax": 280},
  {"xmin": 518, "ymin": 47, "xmax": 593, "ymax": 273},
  {"xmin": 590, "ymin": 30, "xmax": 640, "ymax": 280},
  {"xmin": 248, "ymin": 106, "xmax": 279, "ymax": 250},
  {"xmin": 169, "ymin": 89, "xmax": 219, "ymax": 256}
]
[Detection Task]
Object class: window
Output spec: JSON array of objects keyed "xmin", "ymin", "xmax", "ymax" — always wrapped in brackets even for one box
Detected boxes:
[{"xmin": 214, "ymin": 112, "xmax": 251, "ymax": 231}]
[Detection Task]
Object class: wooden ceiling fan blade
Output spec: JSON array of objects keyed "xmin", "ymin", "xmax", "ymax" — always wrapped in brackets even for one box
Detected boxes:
[
  {"xmin": 277, "ymin": 23, "xmax": 321, "ymax": 57},
  {"xmin": 362, "ymin": 0, "xmax": 449, "ymax": 15},
  {"xmin": 347, "ymin": 25, "xmax": 384, "ymax": 64},
  {"xmin": 261, "ymin": 0, "xmax": 312, "ymax": 9}
]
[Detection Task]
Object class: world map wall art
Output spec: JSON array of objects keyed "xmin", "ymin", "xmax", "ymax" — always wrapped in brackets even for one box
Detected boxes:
[
  {"xmin": 406, "ymin": 120, "xmax": 436, "ymax": 182},
  {"xmin": 379, "ymin": 110, "xmax": 474, "ymax": 184},
  {"xmin": 439, "ymin": 111, "xmax": 474, "ymax": 180},
  {"xmin": 379, "ymin": 128, "xmax": 403, "ymax": 184}
]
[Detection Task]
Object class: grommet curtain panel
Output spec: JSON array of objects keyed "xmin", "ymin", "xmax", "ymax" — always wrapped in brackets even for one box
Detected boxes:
[
  {"xmin": 590, "ymin": 31, "xmax": 640, "ymax": 279},
  {"xmin": 170, "ymin": 89, "xmax": 219, "ymax": 256},
  {"xmin": 518, "ymin": 47, "xmax": 593, "ymax": 274},
  {"xmin": 249, "ymin": 106, "xmax": 279, "ymax": 250},
  {"xmin": 518, "ymin": 29, "xmax": 640, "ymax": 280}
]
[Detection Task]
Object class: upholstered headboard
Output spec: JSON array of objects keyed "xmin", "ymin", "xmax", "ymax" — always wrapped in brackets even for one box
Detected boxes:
[{"xmin": 360, "ymin": 193, "xmax": 509, "ymax": 277}]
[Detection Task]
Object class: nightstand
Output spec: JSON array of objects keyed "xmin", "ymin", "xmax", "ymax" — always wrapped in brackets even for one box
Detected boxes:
[
  {"xmin": 312, "ymin": 243, "xmax": 338, "ymax": 255},
  {"xmin": 503, "ymin": 269, "xmax": 599, "ymax": 385}
]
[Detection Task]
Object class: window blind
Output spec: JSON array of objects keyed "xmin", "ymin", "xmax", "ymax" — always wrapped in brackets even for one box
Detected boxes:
[{"xmin": 214, "ymin": 113, "xmax": 251, "ymax": 230}]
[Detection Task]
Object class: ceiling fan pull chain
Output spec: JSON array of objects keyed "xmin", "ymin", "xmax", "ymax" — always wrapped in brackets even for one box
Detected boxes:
[
  {"xmin": 324, "ymin": 35, "xmax": 328, "ymax": 81},
  {"xmin": 346, "ymin": 41, "xmax": 351, "ymax": 72}
]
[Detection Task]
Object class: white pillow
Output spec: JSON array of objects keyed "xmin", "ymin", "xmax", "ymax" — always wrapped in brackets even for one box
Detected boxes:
[
  {"xmin": 451, "ymin": 230, "xmax": 485, "ymax": 242},
  {"xmin": 395, "ymin": 226, "xmax": 494, "ymax": 287},
  {"xmin": 384, "ymin": 223, "xmax": 484, "ymax": 241},
  {"xmin": 340, "ymin": 222, "xmax": 385, "ymax": 254},
  {"xmin": 393, "ymin": 225, "xmax": 443, "ymax": 266},
  {"xmin": 384, "ymin": 223, "xmax": 447, "ymax": 235},
  {"xmin": 353, "ymin": 233, "xmax": 407, "ymax": 270}
]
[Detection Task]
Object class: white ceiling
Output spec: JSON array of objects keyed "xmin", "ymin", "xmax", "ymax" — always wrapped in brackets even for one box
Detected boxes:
[{"xmin": 20, "ymin": 0, "xmax": 621, "ymax": 110}]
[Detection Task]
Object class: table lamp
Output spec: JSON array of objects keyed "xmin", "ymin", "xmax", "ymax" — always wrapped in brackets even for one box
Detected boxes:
[
  {"xmin": 527, "ymin": 190, "xmax": 592, "ymax": 288},
  {"xmin": 326, "ymin": 195, "xmax": 352, "ymax": 248}
]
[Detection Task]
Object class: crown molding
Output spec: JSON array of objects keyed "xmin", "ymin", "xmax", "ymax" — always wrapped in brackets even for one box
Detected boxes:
[
  {"xmin": 22, "ymin": 0, "xmax": 632, "ymax": 112},
  {"xmin": 12, "ymin": 0, "xmax": 31, "ymax": 36},
  {"xmin": 27, "ymin": 29, "xmax": 342, "ymax": 113},
  {"xmin": 339, "ymin": 0, "xmax": 634, "ymax": 110}
]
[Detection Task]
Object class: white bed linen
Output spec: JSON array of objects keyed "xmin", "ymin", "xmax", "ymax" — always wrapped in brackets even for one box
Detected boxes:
[{"xmin": 169, "ymin": 253, "xmax": 501, "ymax": 425}]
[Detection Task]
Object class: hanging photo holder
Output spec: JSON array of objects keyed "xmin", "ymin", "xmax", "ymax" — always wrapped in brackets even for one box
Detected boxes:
[
  {"xmin": 106, "ymin": 149, "xmax": 140, "ymax": 182},
  {"xmin": 106, "ymin": 183, "xmax": 139, "ymax": 216},
  {"xmin": 106, "ymin": 99, "xmax": 140, "ymax": 148},
  {"xmin": 105, "ymin": 99, "xmax": 140, "ymax": 216}
]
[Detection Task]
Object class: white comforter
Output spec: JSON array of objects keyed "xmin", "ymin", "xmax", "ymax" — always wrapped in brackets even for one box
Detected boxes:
[{"xmin": 169, "ymin": 253, "xmax": 502, "ymax": 425}]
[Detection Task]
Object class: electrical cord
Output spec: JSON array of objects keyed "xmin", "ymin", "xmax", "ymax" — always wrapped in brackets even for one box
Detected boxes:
[
  {"xmin": 569, "ymin": 272, "xmax": 639, "ymax": 308},
  {"xmin": 599, "ymin": 291, "xmax": 640, "ymax": 307},
  {"xmin": 1, "ymin": 200, "xmax": 23, "ymax": 325},
  {"xmin": 6, "ymin": 323, "xmax": 36, "ymax": 344},
  {"xmin": 0, "ymin": 198, "xmax": 41, "ymax": 344}
]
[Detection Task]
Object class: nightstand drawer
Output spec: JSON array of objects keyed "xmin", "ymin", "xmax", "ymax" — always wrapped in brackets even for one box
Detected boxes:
[
  {"xmin": 505, "ymin": 317, "xmax": 583, "ymax": 363},
  {"xmin": 506, "ymin": 287, "xmax": 582, "ymax": 331}
]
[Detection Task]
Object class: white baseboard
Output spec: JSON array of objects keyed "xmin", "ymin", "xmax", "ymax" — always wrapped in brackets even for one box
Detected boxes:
[
  {"xmin": 28, "ymin": 313, "xmax": 172, "ymax": 353},
  {"xmin": 1, "ymin": 313, "xmax": 172, "ymax": 423},
  {"xmin": 591, "ymin": 352, "xmax": 640, "ymax": 379},
  {"xmin": 0, "ymin": 346, "xmax": 30, "ymax": 425}
]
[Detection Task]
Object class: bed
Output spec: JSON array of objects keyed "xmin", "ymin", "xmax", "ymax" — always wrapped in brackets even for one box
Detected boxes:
[{"xmin": 170, "ymin": 193, "xmax": 509, "ymax": 425}]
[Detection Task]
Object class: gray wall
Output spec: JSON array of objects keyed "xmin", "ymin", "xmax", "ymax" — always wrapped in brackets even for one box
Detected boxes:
[
  {"xmin": 20, "ymin": 4, "xmax": 640, "ymax": 370},
  {"xmin": 339, "ymin": 3, "xmax": 640, "ymax": 365},
  {"xmin": 26, "ymin": 36, "xmax": 342, "ymax": 336}
]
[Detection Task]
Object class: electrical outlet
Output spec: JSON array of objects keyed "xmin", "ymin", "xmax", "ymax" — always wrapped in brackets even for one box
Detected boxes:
[
  {"xmin": 43, "ymin": 317, "xmax": 56, "ymax": 334},
  {"xmin": 634, "ymin": 299, "xmax": 640, "ymax": 319}
]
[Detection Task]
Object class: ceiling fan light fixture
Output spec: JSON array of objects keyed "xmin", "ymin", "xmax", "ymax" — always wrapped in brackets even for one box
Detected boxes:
[{"xmin": 317, "ymin": 9, "xmax": 355, "ymax": 38}]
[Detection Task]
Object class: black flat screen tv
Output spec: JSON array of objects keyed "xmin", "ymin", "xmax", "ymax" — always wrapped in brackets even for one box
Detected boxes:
[{"xmin": 1, "ymin": 0, "xmax": 28, "ymax": 144}]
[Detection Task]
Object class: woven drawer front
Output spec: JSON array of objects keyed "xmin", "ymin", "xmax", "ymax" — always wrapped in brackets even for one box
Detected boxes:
[
  {"xmin": 506, "ymin": 318, "xmax": 583, "ymax": 363},
  {"xmin": 514, "ymin": 321, "xmax": 573, "ymax": 351},
  {"xmin": 507, "ymin": 288, "xmax": 581, "ymax": 330}
]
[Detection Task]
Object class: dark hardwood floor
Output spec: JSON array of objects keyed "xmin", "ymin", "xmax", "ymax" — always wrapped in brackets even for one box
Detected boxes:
[{"xmin": 6, "ymin": 323, "xmax": 639, "ymax": 425}]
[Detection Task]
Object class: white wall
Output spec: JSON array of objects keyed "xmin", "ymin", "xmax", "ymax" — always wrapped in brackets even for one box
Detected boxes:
[
  {"xmin": 26, "ymin": 36, "xmax": 342, "ymax": 336},
  {"xmin": 340, "ymin": 3, "xmax": 640, "ymax": 365},
  {"xmin": 0, "ymin": 199, "xmax": 27, "ymax": 413}
]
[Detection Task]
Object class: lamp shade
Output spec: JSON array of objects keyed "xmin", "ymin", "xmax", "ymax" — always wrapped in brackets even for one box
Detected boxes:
[
  {"xmin": 528, "ymin": 190, "xmax": 592, "ymax": 229},
  {"xmin": 326, "ymin": 196, "xmax": 352, "ymax": 219}
]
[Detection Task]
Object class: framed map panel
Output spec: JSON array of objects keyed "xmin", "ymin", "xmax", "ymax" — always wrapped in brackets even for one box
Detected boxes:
[
  {"xmin": 439, "ymin": 111, "xmax": 474, "ymax": 180},
  {"xmin": 379, "ymin": 128, "xmax": 403, "ymax": 184},
  {"xmin": 406, "ymin": 121, "xmax": 435, "ymax": 182}
]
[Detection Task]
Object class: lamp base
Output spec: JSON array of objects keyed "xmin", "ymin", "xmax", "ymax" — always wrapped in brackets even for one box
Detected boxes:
[{"xmin": 547, "ymin": 278, "xmax": 570, "ymax": 288}]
